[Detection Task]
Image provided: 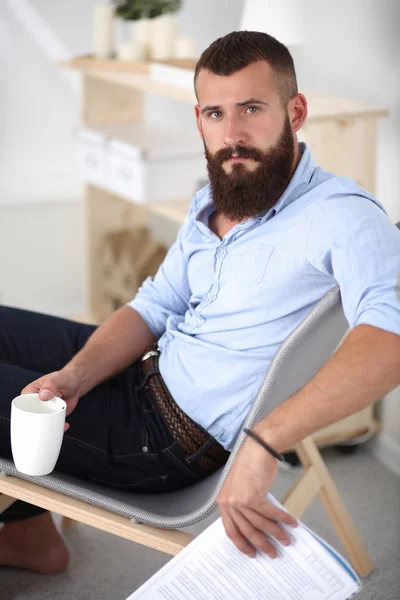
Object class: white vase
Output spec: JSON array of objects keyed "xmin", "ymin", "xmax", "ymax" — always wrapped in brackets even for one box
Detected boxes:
[
  {"xmin": 117, "ymin": 41, "xmax": 147, "ymax": 61},
  {"xmin": 131, "ymin": 18, "xmax": 151, "ymax": 60},
  {"xmin": 93, "ymin": 5, "xmax": 114, "ymax": 58},
  {"xmin": 149, "ymin": 14, "xmax": 178, "ymax": 61},
  {"xmin": 114, "ymin": 17, "xmax": 131, "ymax": 47},
  {"xmin": 133, "ymin": 18, "xmax": 151, "ymax": 44},
  {"xmin": 115, "ymin": 18, "xmax": 151, "ymax": 61}
]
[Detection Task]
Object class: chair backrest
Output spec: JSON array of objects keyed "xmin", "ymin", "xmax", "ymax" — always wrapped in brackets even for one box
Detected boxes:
[
  {"xmin": 0, "ymin": 285, "xmax": 349, "ymax": 530},
  {"xmin": 116, "ymin": 284, "xmax": 347, "ymax": 527}
]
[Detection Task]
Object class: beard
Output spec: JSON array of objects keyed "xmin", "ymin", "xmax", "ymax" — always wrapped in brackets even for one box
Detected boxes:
[{"xmin": 204, "ymin": 116, "xmax": 295, "ymax": 222}]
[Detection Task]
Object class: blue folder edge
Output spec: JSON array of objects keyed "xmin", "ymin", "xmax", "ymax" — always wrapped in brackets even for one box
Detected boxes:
[{"xmin": 306, "ymin": 526, "xmax": 362, "ymax": 586}]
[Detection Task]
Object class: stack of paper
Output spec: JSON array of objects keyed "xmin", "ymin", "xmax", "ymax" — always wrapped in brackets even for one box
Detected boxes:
[{"xmin": 126, "ymin": 494, "xmax": 362, "ymax": 600}]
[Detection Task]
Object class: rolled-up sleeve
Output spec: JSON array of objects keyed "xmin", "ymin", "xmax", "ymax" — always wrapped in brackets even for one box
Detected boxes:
[
  {"xmin": 305, "ymin": 191, "xmax": 400, "ymax": 336},
  {"xmin": 128, "ymin": 201, "xmax": 195, "ymax": 338}
]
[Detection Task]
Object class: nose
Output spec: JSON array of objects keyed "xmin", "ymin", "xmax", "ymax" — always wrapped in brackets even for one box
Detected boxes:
[{"xmin": 223, "ymin": 115, "xmax": 246, "ymax": 147}]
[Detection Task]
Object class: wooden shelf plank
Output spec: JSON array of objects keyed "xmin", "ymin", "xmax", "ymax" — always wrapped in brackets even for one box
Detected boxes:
[
  {"xmin": 60, "ymin": 58, "xmax": 388, "ymax": 119},
  {"xmin": 304, "ymin": 92, "xmax": 389, "ymax": 122},
  {"xmin": 62, "ymin": 61, "xmax": 196, "ymax": 104},
  {"xmin": 59, "ymin": 55, "xmax": 196, "ymax": 73}
]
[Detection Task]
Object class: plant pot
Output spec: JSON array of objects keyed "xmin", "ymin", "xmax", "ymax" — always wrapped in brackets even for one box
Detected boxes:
[
  {"xmin": 133, "ymin": 17, "xmax": 151, "ymax": 44},
  {"xmin": 132, "ymin": 18, "xmax": 151, "ymax": 60},
  {"xmin": 149, "ymin": 14, "xmax": 178, "ymax": 61},
  {"xmin": 114, "ymin": 17, "xmax": 131, "ymax": 46},
  {"xmin": 116, "ymin": 17, "xmax": 151, "ymax": 61}
]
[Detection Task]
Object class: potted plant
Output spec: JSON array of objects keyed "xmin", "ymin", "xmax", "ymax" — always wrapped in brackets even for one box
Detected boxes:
[{"xmin": 112, "ymin": 1, "xmax": 182, "ymax": 60}]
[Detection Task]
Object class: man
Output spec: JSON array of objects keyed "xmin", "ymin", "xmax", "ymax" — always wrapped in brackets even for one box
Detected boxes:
[{"xmin": 1, "ymin": 30, "xmax": 399, "ymax": 574}]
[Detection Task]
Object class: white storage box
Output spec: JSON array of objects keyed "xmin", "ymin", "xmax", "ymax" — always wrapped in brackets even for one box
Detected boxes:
[
  {"xmin": 106, "ymin": 123, "xmax": 206, "ymax": 203},
  {"xmin": 74, "ymin": 128, "xmax": 108, "ymax": 188},
  {"xmin": 74, "ymin": 123, "xmax": 207, "ymax": 203},
  {"xmin": 108, "ymin": 138, "xmax": 144, "ymax": 201},
  {"xmin": 150, "ymin": 62, "xmax": 195, "ymax": 90}
]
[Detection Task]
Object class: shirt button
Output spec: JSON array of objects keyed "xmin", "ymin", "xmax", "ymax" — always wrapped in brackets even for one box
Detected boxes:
[
  {"xmin": 216, "ymin": 247, "xmax": 224, "ymax": 256},
  {"xmin": 142, "ymin": 446, "xmax": 149, "ymax": 453}
]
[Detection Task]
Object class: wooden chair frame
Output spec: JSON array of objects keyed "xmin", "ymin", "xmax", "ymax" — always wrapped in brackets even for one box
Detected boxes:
[{"xmin": 0, "ymin": 436, "xmax": 372, "ymax": 575}]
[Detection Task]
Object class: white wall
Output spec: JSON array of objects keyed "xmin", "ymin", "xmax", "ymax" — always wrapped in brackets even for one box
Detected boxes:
[
  {"xmin": 0, "ymin": 201, "xmax": 85, "ymax": 316},
  {"xmin": 290, "ymin": 0, "xmax": 400, "ymax": 223},
  {"xmin": 0, "ymin": 1, "xmax": 81, "ymax": 204},
  {"xmin": 0, "ymin": 0, "xmax": 87, "ymax": 316},
  {"xmin": 374, "ymin": 386, "xmax": 400, "ymax": 477}
]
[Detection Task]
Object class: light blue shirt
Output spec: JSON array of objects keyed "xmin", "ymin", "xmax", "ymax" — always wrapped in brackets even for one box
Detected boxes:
[{"xmin": 130, "ymin": 143, "xmax": 400, "ymax": 451}]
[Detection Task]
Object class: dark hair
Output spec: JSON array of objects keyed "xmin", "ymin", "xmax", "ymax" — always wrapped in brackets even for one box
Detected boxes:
[{"xmin": 194, "ymin": 31, "xmax": 298, "ymax": 106}]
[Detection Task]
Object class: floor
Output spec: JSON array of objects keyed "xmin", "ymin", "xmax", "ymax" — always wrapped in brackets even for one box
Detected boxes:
[{"xmin": 1, "ymin": 444, "xmax": 399, "ymax": 600}]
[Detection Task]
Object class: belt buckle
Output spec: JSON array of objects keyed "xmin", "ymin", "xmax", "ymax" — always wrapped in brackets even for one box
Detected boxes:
[{"xmin": 141, "ymin": 348, "xmax": 160, "ymax": 362}]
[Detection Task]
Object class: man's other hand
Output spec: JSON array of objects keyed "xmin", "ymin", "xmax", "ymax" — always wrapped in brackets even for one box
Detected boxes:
[{"xmin": 217, "ymin": 437, "xmax": 298, "ymax": 558}]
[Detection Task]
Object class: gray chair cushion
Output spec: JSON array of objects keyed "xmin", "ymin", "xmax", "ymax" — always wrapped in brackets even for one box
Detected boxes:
[{"xmin": 0, "ymin": 284, "xmax": 348, "ymax": 528}]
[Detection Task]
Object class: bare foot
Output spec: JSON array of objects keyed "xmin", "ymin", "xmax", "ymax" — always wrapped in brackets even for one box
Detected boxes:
[{"xmin": 0, "ymin": 512, "xmax": 69, "ymax": 574}]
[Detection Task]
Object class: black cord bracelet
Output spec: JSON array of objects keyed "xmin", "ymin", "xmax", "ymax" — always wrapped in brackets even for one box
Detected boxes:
[{"xmin": 243, "ymin": 428, "xmax": 285, "ymax": 462}]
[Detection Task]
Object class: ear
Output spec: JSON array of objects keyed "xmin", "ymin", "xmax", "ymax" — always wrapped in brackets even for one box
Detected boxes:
[
  {"xmin": 288, "ymin": 93, "xmax": 308, "ymax": 133},
  {"xmin": 194, "ymin": 105, "xmax": 204, "ymax": 139}
]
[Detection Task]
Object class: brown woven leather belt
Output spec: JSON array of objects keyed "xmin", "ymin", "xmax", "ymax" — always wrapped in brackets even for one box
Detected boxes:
[{"xmin": 140, "ymin": 350, "xmax": 230, "ymax": 472}]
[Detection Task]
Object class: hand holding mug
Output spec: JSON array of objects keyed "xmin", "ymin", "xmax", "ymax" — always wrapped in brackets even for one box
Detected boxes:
[{"xmin": 21, "ymin": 369, "xmax": 81, "ymax": 432}]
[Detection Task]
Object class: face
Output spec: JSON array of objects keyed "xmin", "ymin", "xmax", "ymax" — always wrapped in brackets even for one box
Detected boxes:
[{"xmin": 195, "ymin": 60, "xmax": 307, "ymax": 221}]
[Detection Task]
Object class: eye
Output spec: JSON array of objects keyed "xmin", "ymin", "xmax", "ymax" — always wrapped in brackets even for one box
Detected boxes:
[
  {"xmin": 245, "ymin": 106, "xmax": 259, "ymax": 114},
  {"xmin": 209, "ymin": 111, "xmax": 223, "ymax": 119}
]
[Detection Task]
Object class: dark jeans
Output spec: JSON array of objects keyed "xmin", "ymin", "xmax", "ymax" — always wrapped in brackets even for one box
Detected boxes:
[{"xmin": 0, "ymin": 306, "xmax": 213, "ymax": 523}]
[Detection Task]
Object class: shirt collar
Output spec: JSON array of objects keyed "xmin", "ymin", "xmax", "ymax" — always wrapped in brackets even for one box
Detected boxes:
[
  {"xmin": 194, "ymin": 142, "xmax": 315, "ymax": 224},
  {"xmin": 269, "ymin": 142, "xmax": 315, "ymax": 218}
]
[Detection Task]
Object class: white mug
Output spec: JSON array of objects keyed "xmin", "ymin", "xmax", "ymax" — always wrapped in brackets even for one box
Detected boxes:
[{"xmin": 11, "ymin": 393, "xmax": 66, "ymax": 476}]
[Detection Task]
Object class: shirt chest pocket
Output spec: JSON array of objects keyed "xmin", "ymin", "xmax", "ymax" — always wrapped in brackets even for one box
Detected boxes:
[{"xmin": 233, "ymin": 244, "xmax": 275, "ymax": 287}]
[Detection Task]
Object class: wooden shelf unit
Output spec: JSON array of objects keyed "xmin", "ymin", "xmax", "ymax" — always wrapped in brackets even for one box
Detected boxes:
[{"xmin": 62, "ymin": 59, "xmax": 388, "ymax": 446}]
